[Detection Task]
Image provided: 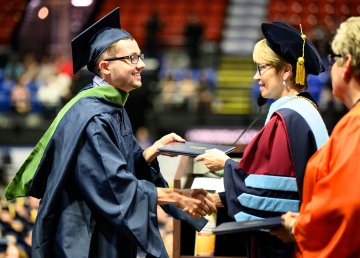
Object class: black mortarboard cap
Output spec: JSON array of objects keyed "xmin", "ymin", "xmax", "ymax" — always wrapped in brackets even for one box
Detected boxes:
[
  {"xmin": 261, "ymin": 21, "xmax": 324, "ymax": 84},
  {"xmin": 71, "ymin": 7, "xmax": 133, "ymax": 74}
]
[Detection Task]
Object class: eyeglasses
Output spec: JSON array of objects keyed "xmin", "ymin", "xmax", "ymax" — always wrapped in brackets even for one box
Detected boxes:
[
  {"xmin": 256, "ymin": 64, "xmax": 272, "ymax": 76},
  {"xmin": 104, "ymin": 53, "xmax": 145, "ymax": 64},
  {"xmin": 327, "ymin": 53, "xmax": 342, "ymax": 66}
]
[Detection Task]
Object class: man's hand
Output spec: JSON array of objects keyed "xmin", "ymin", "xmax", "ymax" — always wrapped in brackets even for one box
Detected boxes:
[
  {"xmin": 157, "ymin": 188, "xmax": 217, "ymax": 219},
  {"xmin": 143, "ymin": 133, "xmax": 185, "ymax": 162},
  {"xmin": 195, "ymin": 149, "xmax": 230, "ymax": 171},
  {"xmin": 155, "ymin": 132, "xmax": 186, "ymax": 147},
  {"xmin": 178, "ymin": 189, "xmax": 217, "ymax": 218}
]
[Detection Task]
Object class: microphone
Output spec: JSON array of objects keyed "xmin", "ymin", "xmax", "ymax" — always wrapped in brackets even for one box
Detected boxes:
[
  {"xmin": 232, "ymin": 93, "xmax": 267, "ymax": 145},
  {"xmin": 256, "ymin": 92, "xmax": 268, "ymax": 107},
  {"xmin": 202, "ymin": 94, "xmax": 267, "ymax": 178},
  {"xmin": 202, "ymin": 94, "xmax": 268, "ymax": 178}
]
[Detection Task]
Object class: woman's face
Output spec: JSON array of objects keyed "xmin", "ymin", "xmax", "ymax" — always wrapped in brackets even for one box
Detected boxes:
[{"xmin": 253, "ymin": 63, "xmax": 285, "ymax": 100}]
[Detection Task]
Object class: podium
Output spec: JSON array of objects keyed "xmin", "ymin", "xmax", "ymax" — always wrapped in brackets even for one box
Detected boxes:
[{"xmin": 172, "ymin": 151, "xmax": 247, "ymax": 258}]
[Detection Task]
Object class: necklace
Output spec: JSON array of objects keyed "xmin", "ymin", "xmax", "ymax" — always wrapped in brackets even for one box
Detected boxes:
[{"xmin": 285, "ymin": 96, "xmax": 318, "ymax": 110}]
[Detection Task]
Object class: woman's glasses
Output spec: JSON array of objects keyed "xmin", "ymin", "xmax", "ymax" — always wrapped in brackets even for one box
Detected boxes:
[
  {"xmin": 327, "ymin": 53, "xmax": 342, "ymax": 66},
  {"xmin": 256, "ymin": 64, "xmax": 272, "ymax": 76}
]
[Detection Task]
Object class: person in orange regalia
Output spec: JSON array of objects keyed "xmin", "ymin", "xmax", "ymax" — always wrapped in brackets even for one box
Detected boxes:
[{"xmin": 275, "ymin": 17, "xmax": 360, "ymax": 257}]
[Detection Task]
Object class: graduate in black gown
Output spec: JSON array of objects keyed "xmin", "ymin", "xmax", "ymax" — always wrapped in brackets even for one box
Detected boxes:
[{"xmin": 5, "ymin": 8, "xmax": 216, "ymax": 258}]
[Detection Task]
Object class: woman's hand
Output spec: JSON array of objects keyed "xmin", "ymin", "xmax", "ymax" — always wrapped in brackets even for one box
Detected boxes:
[
  {"xmin": 179, "ymin": 189, "xmax": 217, "ymax": 218},
  {"xmin": 270, "ymin": 212, "xmax": 299, "ymax": 243},
  {"xmin": 195, "ymin": 149, "xmax": 230, "ymax": 171},
  {"xmin": 157, "ymin": 188, "xmax": 217, "ymax": 218}
]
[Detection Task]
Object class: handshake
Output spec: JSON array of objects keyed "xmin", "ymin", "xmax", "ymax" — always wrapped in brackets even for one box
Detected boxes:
[{"xmin": 157, "ymin": 188, "xmax": 219, "ymax": 218}]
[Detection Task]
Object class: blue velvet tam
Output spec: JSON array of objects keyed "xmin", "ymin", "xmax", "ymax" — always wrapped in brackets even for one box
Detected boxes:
[
  {"xmin": 71, "ymin": 7, "xmax": 133, "ymax": 74},
  {"xmin": 261, "ymin": 21, "xmax": 325, "ymax": 75}
]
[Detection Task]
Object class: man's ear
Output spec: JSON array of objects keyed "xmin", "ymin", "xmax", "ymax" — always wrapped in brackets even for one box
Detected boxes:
[
  {"xmin": 98, "ymin": 60, "xmax": 110, "ymax": 75},
  {"xmin": 343, "ymin": 54, "xmax": 352, "ymax": 81}
]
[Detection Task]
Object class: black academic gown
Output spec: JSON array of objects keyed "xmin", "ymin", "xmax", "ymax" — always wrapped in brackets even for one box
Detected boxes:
[{"xmin": 7, "ymin": 77, "xmax": 206, "ymax": 258}]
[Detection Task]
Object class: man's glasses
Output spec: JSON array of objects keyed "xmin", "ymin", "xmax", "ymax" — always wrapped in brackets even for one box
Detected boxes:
[
  {"xmin": 104, "ymin": 53, "xmax": 145, "ymax": 64},
  {"xmin": 327, "ymin": 53, "xmax": 342, "ymax": 66},
  {"xmin": 256, "ymin": 64, "xmax": 272, "ymax": 76}
]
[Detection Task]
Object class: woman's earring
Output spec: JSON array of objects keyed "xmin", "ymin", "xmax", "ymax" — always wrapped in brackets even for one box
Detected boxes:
[{"xmin": 282, "ymin": 80, "xmax": 286, "ymax": 86}]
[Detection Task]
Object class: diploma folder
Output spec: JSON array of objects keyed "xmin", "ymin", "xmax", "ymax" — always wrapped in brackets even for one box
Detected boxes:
[
  {"xmin": 213, "ymin": 217, "xmax": 282, "ymax": 235},
  {"xmin": 158, "ymin": 141, "xmax": 236, "ymax": 157}
]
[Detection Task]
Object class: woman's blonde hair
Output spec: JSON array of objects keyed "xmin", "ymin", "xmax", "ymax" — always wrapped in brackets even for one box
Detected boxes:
[
  {"xmin": 253, "ymin": 39, "xmax": 308, "ymax": 89},
  {"xmin": 331, "ymin": 17, "xmax": 360, "ymax": 77},
  {"xmin": 253, "ymin": 39, "xmax": 285, "ymax": 70}
]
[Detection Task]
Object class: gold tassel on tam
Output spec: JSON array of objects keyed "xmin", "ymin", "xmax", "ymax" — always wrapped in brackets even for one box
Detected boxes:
[
  {"xmin": 296, "ymin": 56, "xmax": 305, "ymax": 85},
  {"xmin": 295, "ymin": 26, "xmax": 306, "ymax": 85}
]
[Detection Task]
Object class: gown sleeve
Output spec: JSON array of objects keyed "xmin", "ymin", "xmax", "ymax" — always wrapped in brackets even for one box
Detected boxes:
[
  {"xmin": 223, "ymin": 114, "xmax": 296, "ymax": 219},
  {"xmin": 132, "ymin": 136, "xmax": 208, "ymax": 231},
  {"xmin": 74, "ymin": 115, "xmax": 162, "ymax": 254}
]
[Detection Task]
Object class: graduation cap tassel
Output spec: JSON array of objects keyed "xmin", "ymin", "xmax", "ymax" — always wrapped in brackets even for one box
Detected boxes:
[{"xmin": 296, "ymin": 24, "xmax": 306, "ymax": 86}]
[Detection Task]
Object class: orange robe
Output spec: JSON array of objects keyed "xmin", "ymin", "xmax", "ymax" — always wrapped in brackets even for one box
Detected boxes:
[{"xmin": 294, "ymin": 103, "xmax": 360, "ymax": 257}]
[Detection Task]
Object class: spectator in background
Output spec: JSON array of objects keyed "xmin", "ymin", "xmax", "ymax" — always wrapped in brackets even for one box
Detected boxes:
[
  {"xmin": 0, "ymin": 149, "xmax": 12, "ymax": 194},
  {"xmin": 20, "ymin": 54, "xmax": 38, "ymax": 85},
  {"xmin": 197, "ymin": 70, "xmax": 214, "ymax": 122},
  {"xmin": 159, "ymin": 73, "xmax": 179, "ymax": 111},
  {"xmin": 0, "ymin": 196, "xmax": 34, "ymax": 258},
  {"xmin": 0, "ymin": 236, "xmax": 6, "ymax": 258},
  {"xmin": 310, "ymin": 24, "xmax": 332, "ymax": 60},
  {"xmin": 10, "ymin": 78, "xmax": 32, "ymax": 131},
  {"xmin": 36, "ymin": 77, "xmax": 61, "ymax": 119},
  {"xmin": 3, "ymin": 54, "xmax": 23, "ymax": 81},
  {"xmin": 5, "ymin": 243, "xmax": 28, "ymax": 258},
  {"xmin": 144, "ymin": 11, "xmax": 162, "ymax": 59},
  {"xmin": 180, "ymin": 72, "xmax": 198, "ymax": 111},
  {"xmin": 309, "ymin": 24, "xmax": 347, "ymax": 133},
  {"xmin": 10, "ymin": 78, "xmax": 31, "ymax": 115},
  {"xmin": 36, "ymin": 66, "xmax": 72, "ymax": 119},
  {"xmin": 0, "ymin": 148, "xmax": 11, "ymax": 195},
  {"xmin": 36, "ymin": 55, "xmax": 57, "ymax": 84},
  {"xmin": 276, "ymin": 16, "xmax": 360, "ymax": 258},
  {"xmin": 17, "ymin": 225, "xmax": 31, "ymax": 258},
  {"xmin": 184, "ymin": 13, "xmax": 204, "ymax": 69},
  {"xmin": 55, "ymin": 54, "xmax": 73, "ymax": 78}
]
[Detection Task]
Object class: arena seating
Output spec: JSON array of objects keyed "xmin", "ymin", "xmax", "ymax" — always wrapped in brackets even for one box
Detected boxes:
[
  {"xmin": 0, "ymin": 0, "xmax": 27, "ymax": 45},
  {"xmin": 95, "ymin": 0, "xmax": 228, "ymax": 48},
  {"xmin": 268, "ymin": 0, "xmax": 360, "ymax": 34}
]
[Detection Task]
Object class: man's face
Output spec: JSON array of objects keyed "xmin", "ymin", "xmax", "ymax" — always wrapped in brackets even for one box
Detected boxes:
[{"xmin": 105, "ymin": 39, "xmax": 145, "ymax": 92}]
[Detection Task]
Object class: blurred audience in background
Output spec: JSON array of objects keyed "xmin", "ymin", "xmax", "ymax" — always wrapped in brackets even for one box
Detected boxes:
[
  {"xmin": 0, "ymin": 14, "xmax": 349, "ymax": 135},
  {"xmin": 0, "ymin": 196, "xmax": 38, "ymax": 258},
  {"xmin": 0, "ymin": 53, "xmax": 73, "ymax": 123},
  {"xmin": 144, "ymin": 11, "xmax": 163, "ymax": 59},
  {"xmin": 183, "ymin": 13, "xmax": 204, "ymax": 69}
]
